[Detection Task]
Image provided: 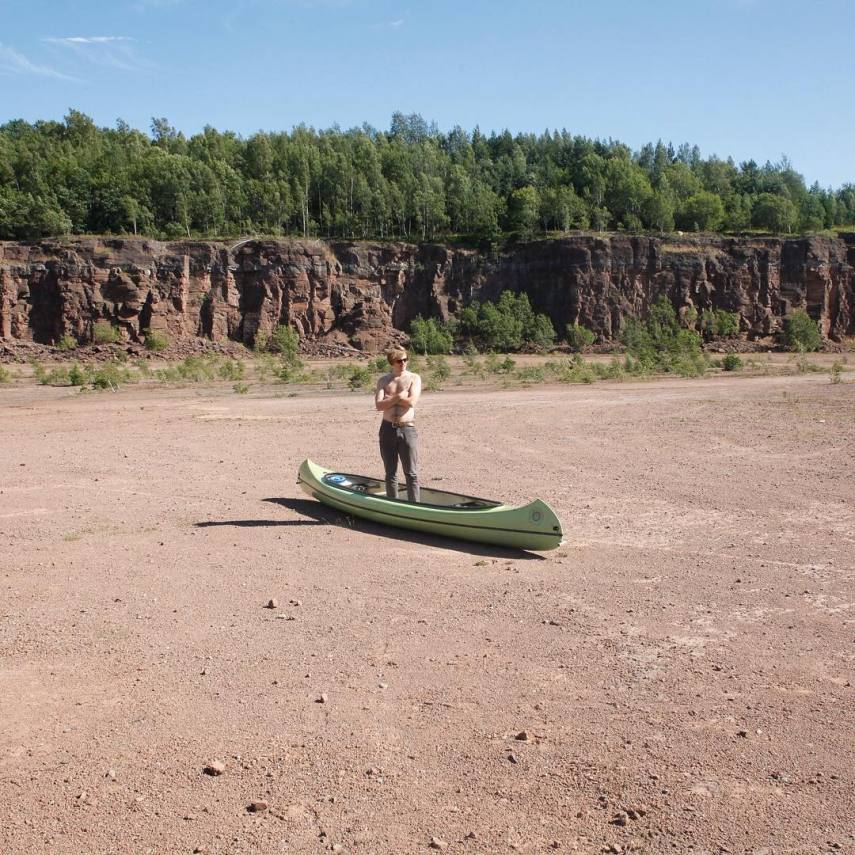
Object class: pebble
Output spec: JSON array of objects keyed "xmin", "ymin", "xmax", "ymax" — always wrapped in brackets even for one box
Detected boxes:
[
  {"xmin": 317, "ymin": 693, "xmax": 328, "ymax": 704},
  {"xmin": 507, "ymin": 753, "xmax": 519, "ymax": 764},
  {"xmin": 514, "ymin": 731, "xmax": 530, "ymax": 742},
  {"xmin": 265, "ymin": 599, "xmax": 278, "ymax": 609},
  {"xmin": 429, "ymin": 838, "xmax": 448, "ymax": 850},
  {"xmin": 247, "ymin": 800, "xmax": 268, "ymax": 813},
  {"xmin": 290, "ymin": 599, "xmax": 302, "ymax": 606},
  {"xmin": 203, "ymin": 761, "xmax": 225, "ymax": 776},
  {"xmin": 331, "ymin": 845, "xmax": 344, "ymax": 853},
  {"xmin": 106, "ymin": 768, "xmax": 116, "ymax": 780}
]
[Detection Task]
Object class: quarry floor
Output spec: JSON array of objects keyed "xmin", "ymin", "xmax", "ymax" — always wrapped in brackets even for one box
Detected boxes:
[{"xmin": 1, "ymin": 370, "xmax": 854, "ymax": 854}]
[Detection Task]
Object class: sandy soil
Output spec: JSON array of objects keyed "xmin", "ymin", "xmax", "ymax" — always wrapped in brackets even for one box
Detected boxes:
[{"xmin": 1, "ymin": 371, "xmax": 853, "ymax": 854}]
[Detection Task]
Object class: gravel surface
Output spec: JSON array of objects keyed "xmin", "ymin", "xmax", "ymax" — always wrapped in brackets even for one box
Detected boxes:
[{"xmin": 1, "ymin": 372, "xmax": 853, "ymax": 854}]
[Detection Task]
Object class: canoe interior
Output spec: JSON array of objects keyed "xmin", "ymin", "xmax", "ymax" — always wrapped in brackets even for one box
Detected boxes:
[{"xmin": 322, "ymin": 472, "xmax": 502, "ymax": 510}]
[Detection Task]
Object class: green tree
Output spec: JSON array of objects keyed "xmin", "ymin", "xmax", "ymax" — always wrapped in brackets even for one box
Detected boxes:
[
  {"xmin": 677, "ymin": 192, "xmax": 725, "ymax": 232},
  {"xmin": 752, "ymin": 193, "xmax": 798, "ymax": 233}
]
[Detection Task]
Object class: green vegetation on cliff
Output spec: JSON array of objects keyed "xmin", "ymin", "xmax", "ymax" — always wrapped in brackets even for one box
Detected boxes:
[{"xmin": 1, "ymin": 110, "xmax": 853, "ymax": 242}]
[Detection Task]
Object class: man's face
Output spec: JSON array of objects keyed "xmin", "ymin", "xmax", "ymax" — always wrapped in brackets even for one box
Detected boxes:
[{"xmin": 392, "ymin": 354, "xmax": 409, "ymax": 375}]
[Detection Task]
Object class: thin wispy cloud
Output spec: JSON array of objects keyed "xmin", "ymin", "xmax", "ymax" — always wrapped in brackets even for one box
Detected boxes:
[
  {"xmin": 0, "ymin": 42, "xmax": 75, "ymax": 80},
  {"xmin": 44, "ymin": 36, "xmax": 134, "ymax": 45},
  {"xmin": 42, "ymin": 35, "xmax": 153, "ymax": 73},
  {"xmin": 371, "ymin": 18, "xmax": 405, "ymax": 29}
]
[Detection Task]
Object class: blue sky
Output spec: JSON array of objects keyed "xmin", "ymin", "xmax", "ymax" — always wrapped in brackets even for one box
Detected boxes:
[{"xmin": 1, "ymin": 0, "xmax": 853, "ymax": 188}]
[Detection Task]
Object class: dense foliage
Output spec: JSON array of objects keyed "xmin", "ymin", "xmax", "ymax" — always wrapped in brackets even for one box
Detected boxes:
[
  {"xmin": 784, "ymin": 310, "xmax": 823, "ymax": 352},
  {"xmin": 621, "ymin": 297, "xmax": 707, "ymax": 377},
  {"xmin": 452, "ymin": 292, "xmax": 556, "ymax": 352},
  {"xmin": 1, "ymin": 110, "xmax": 853, "ymax": 242}
]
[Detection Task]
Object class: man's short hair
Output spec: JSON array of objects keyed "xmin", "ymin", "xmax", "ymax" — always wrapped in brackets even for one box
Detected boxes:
[{"xmin": 386, "ymin": 346, "xmax": 407, "ymax": 365}]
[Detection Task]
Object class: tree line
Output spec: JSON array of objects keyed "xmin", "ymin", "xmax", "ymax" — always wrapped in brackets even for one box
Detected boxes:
[{"xmin": 1, "ymin": 110, "xmax": 853, "ymax": 243}]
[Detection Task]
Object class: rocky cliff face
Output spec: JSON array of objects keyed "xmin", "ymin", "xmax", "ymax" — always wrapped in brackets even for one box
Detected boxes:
[{"xmin": 1, "ymin": 234, "xmax": 853, "ymax": 353}]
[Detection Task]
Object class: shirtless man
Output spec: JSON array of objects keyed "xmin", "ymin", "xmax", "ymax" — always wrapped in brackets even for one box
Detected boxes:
[{"xmin": 374, "ymin": 346, "xmax": 422, "ymax": 502}]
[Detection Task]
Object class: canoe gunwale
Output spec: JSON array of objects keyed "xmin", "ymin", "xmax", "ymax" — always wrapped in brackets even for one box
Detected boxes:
[{"xmin": 319, "ymin": 470, "xmax": 502, "ymax": 511}]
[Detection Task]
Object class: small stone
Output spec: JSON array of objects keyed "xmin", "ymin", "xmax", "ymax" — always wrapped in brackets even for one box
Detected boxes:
[
  {"xmin": 290, "ymin": 599, "xmax": 302, "ymax": 606},
  {"xmin": 612, "ymin": 811, "xmax": 628, "ymax": 826},
  {"xmin": 106, "ymin": 768, "xmax": 116, "ymax": 780},
  {"xmin": 379, "ymin": 682, "xmax": 388, "ymax": 689},
  {"xmin": 507, "ymin": 753, "xmax": 519, "ymax": 764},
  {"xmin": 514, "ymin": 731, "xmax": 530, "ymax": 742},
  {"xmin": 550, "ymin": 843, "xmax": 561, "ymax": 850},
  {"xmin": 331, "ymin": 845, "xmax": 344, "ymax": 853},
  {"xmin": 317, "ymin": 693, "xmax": 328, "ymax": 704},
  {"xmin": 429, "ymin": 838, "xmax": 448, "ymax": 851},
  {"xmin": 464, "ymin": 831, "xmax": 478, "ymax": 840},
  {"xmin": 265, "ymin": 599, "xmax": 278, "ymax": 609},
  {"xmin": 247, "ymin": 800, "xmax": 268, "ymax": 813},
  {"xmin": 203, "ymin": 761, "xmax": 225, "ymax": 776},
  {"xmin": 737, "ymin": 730, "xmax": 748, "ymax": 738}
]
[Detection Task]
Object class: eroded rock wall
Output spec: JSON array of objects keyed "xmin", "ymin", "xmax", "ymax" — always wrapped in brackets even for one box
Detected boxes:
[{"xmin": 1, "ymin": 234, "xmax": 853, "ymax": 351}]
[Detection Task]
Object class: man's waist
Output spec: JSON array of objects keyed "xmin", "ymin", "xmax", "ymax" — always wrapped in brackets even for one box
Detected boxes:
[{"xmin": 384, "ymin": 419, "xmax": 416, "ymax": 428}]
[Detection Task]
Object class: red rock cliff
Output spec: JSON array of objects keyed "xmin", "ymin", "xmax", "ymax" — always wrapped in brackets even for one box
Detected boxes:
[{"xmin": 1, "ymin": 234, "xmax": 853, "ymax": 351}]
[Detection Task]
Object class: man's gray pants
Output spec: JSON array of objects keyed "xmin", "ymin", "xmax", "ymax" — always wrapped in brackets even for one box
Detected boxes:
[{"xmin": 379, "ymin": 421, "xmax": 419, "ymax": 503}]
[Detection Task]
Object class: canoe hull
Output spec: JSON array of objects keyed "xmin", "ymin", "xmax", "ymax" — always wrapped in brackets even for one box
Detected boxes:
[{"xmin": 297, "ymin": 459, "xmax": 563, "ymax": 551}]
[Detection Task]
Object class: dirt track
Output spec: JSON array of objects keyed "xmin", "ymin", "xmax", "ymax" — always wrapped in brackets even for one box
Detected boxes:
[{"xmin": 1, "ymin": 372, "xmax": 853, "ymax": 854}]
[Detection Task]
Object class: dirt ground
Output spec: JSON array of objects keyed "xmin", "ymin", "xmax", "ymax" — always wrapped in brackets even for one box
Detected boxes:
[{"xmin": 1, "ymin": 370, "xmax": 853, "ymax": 855}]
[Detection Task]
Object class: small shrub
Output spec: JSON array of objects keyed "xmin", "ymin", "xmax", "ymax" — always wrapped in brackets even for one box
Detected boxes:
[
  {"xmin": 722, "ymin": 353, "xmax": 743, "ymax": 372},
  {"xmin": 699, "ymin": 309, "xmax": 740, "ymax": 340},
  {"xmin": 92, "ymin": 320, "xmax": 121, "ymax": 344},
  {"xmin": 269, "ymin": 324, "xmax": 301, "ymax": 365},
  {"xmin": 410, "ymin": 316, "xmax": 453, "ymax": 355},
  {"xmin": 793, "ymin": 346, "xmax": 823, "ymax": 374},
  {"xmin": 784, "ymin": 311, "xmax": 822, "ymax": 352},
  {"xmin": 566, "ymin": 323, "xmax": 595, "ymax": 352},
  {"xmin": 68, "ymin": 363, "xmax": 86, "ymax": 386},
  {"xmin": 426, "ymin": 355, "xmax": 451, "ymax": 382},
  {"xmin": 219, "ymin": 359, "xmax": 245, "ymax": 381},
  {"xmin": 39, "ymin": 366, "xmax": 70, "ymax": 386},
  {"xmin": 253, "ymin": 330, "xmax": 269, "ymax": 352},
  {"xmin": 0, "ymin": 365, "xmax": 11, "ymax": 384},
  {"xmin": 89, "ymin": 362, "xmax": 128, "ymax": 390},
  {"xmin": 56, "ymin": 334, "xmax": 78, "ymax": 351},
  {"xmin": 144, "ymin": 329, "xmax": 170, "ymax": 351},
  {"xmin": 516, "ymin": 366, "xmax": 546, "ymax": 384},
  {"xmin": 369, "ymin": 356, "xmax": 388, "ymax": 372},
  {"xmin": 830, "ymin": 361, "xmax": 843, "ymax": 384},
  {"xmin": 233, "ymin": 382, "xmax": 249, "ymax": 394},
  {"xmin": 348, "ymin": 365, "xmax": 373, "ymax": 390}
]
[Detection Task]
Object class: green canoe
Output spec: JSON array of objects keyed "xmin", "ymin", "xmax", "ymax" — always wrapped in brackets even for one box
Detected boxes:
[{"xmin": 297, "ymin": 459, "xmax": 563, "ymax": 551}]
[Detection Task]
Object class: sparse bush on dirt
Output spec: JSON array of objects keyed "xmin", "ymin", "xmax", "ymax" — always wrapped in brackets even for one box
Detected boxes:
[
  {"xmin": 88, "ymin": 361, "xmax": 131, "ymax": 390},
  {"xmin": 830, "ymin": 361, "xmax": 843, "ymax": 384},
  {"xmin": 68, "ymin": 364, "xmax": 86, "ymax": 386},
  {"xmin": 722, "ymin": 354, "xmax": 743, "ymax": 372},
  {"xmin": 218, "ymin": 359, "xmax": 245, "ymax": 381},
  {"xmin": 348, "ymin": 365, "xmax": 373, "ymax": 390},
  {"xmin": 516, "ymin": 366, "xmax": 546, "ymax": 384},
  {"xmin": 0, "ymin": 365, "xmax": 12, "ymax": 383},
  {"xmin": 233, "ymin": 382, "xmax": 249, "ymax": 394}
]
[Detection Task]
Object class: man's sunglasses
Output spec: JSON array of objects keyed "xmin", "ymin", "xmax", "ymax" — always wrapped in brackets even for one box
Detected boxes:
[{"xmin": 394, "ymin": 357, "xmax": 409, "ymax": 364}]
